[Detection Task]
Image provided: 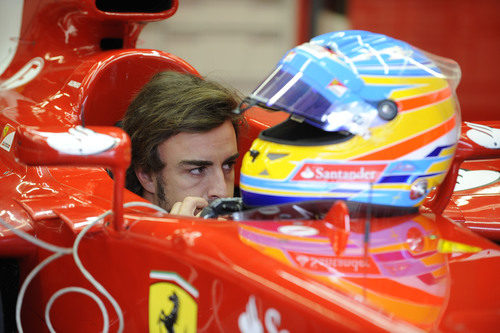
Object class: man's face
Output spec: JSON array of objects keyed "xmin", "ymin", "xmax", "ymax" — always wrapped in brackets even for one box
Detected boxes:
[{"xmin": 152, "ymin": 120, "xmax": 238, "ymax": 211}]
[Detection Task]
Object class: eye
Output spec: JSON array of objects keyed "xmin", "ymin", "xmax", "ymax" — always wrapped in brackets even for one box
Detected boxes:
[
  {"xmin": 189, "ymin": 166, "xmax": 206, "ymax": 175},
  {"xmin": 223, "ymin": 160, "xmax": 236, "ymax": 172}
]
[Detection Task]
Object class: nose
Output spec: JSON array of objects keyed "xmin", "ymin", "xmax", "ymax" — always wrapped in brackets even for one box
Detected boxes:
[{"xmin": 207, "ymin": 168, "xmax": 230, "ymax": 201}]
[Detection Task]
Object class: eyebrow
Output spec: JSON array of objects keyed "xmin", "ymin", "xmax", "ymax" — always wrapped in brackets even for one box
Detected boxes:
[
  {"xmin": 224, "ymin": 152, "xmax": 240, "ymax": 164},
  {"xmin": 179, "ymin": 153, "xmax": 240, "ymax": 168}
]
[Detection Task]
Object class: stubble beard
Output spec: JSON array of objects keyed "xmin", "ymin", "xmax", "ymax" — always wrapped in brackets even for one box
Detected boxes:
[{"xmin": 155, "ymin": 176, "xmax": 170, "ymax": 211}]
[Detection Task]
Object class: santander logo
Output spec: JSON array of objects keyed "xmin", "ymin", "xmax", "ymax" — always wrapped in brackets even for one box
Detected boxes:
[
  {"xmin": 300, "ymin": 167, "xmax": 315, "ymax": 179},
  {"xmin": 292, "ymin": 163, "xmax": 386, "ymax": 182}
]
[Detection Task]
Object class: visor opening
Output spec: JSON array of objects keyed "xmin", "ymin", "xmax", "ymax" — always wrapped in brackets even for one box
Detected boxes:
[{"xmin": 260, "ymin": 118, "xmax": 353, "ymax": 146}]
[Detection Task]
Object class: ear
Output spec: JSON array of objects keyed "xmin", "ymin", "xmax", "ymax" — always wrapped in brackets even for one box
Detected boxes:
[{"xmin": 135, "ymin": 167, "xmax": 156, "ymax": 195}]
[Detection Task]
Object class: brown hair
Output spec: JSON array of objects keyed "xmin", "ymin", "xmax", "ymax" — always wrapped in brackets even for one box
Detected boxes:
[{"xmin": 123, "ymin": 71, "xmax": 243, "ymax": 195}]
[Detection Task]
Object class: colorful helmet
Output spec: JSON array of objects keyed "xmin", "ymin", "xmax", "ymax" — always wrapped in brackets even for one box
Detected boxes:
[{"xmin": 239, "ymin": 30, "xmax": 461, "ymax": 208}]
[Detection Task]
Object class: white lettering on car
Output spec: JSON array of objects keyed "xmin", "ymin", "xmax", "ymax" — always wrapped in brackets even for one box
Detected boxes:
[{"xmin": 239, "ymin": 295, "xmax": 288, "ymax": 333}]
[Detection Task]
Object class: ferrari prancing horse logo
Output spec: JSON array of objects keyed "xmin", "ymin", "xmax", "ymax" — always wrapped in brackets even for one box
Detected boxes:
[
  {"xmin": 149, "ymin": 271, "xmax": 198, "ymax": 333},
  {"xmin": 0, "ymin": 124, "xmax": 15, "ymax": 152}
]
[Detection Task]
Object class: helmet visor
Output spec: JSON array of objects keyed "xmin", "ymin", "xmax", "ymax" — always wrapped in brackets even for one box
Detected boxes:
[{"xmin": 247, "ymin": 68, "xmax": 331, "ymax": 125}]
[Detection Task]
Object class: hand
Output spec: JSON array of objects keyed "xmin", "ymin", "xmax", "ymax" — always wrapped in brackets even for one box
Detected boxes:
[{"xmin": 169, "ymin": 196, "xmax": 209, "ymax": 217}]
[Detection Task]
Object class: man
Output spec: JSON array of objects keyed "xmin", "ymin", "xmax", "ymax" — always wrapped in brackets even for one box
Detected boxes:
[{"xmin": 123, "ymin": 71, "xmax": 242, "ymax": 216}]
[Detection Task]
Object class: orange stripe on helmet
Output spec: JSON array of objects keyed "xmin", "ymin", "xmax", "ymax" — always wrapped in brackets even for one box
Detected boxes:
[
  {"xmin": 397, "ymin": 87, "xmax": 452, "ymax": 112},
  {"xmin": 354, "ymin": 115, "xmax": 457, "ymax": 161}
]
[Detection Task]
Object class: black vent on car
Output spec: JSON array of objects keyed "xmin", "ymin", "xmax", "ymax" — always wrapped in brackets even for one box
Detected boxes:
[
  {"xmin": 100, "ymin": 38, "xmax": 124, "ymax": 50},
  {"xmin": 95, "ymin": 0, "xmax": 173, "ymax": 13}
]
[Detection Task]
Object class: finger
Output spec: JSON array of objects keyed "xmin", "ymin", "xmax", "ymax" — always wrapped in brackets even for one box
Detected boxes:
[
  {"xmin": 178, "ymin": 197, "xmax": 209, "ymax": 217},
  {"xmin": 170, "ymin": 201, "xmax": 182, "ymax": 215}
]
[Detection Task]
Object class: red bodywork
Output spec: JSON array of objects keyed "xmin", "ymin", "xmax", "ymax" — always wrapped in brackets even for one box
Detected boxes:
[{"xmin": 0, "ymin": 1, "xmax": 499, "ymax": 332}]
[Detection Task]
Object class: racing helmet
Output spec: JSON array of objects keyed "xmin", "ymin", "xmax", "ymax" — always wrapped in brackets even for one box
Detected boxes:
[{"xmin": 239, "ymin": 30, "xmax": 461, "ymax": 208}]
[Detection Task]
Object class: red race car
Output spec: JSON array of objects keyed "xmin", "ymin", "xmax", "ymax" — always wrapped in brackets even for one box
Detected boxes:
[{"xmin": 0, "ymin": 1, "xmax": 499, "ymax": 332}]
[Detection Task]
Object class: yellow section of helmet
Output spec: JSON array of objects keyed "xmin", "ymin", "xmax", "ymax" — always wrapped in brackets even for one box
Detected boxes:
[
  {"xmin": 241, "ymin": 135, "xmax": 367, "ymax": 180},
  {"xmin": 363, "ymin": 76, "xmax": 449, "ymax": 99}
]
